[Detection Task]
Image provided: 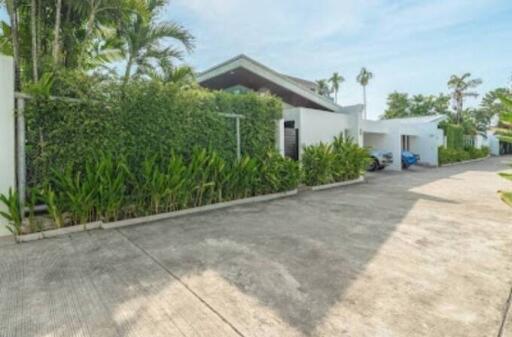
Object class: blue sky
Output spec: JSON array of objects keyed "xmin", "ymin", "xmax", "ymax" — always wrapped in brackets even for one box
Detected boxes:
[
  {"xmin": 2, "ymin": 1, "xmax": 512, "ymax": 119},
  {"xmin": 166, "ymin": 0, "xmax": 512, "ymax": 119}
]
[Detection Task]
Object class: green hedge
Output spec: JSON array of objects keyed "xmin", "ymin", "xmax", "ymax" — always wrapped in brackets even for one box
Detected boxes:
[
  {"xmin": 439, "ymin": 146, "xmax": 489, "ymax": 165},
  {"xmin": 25, "ymin": 82, "xmax": 282, "ymax": 188},
  {"xmin": 444, "ymin": 123, "xmax": 465, "ymax": 149},
  {"xmin": 302, "ymin": 136, "xmax": 370, "ymax": 186}
]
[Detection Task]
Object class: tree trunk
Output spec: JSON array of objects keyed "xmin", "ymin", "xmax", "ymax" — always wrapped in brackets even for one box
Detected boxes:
[
  {"xmin": 6, "ymin": 0, "xmax": 21, "ymax": 90},
  {"xmin": 123, "ymin": 56, "xmax": 134, "ymax": 85},
  {"xmin": 31, "ymin": 0, "xmax": 38, "ymax": 82},
  {"xmin": 52, "ymin": 0, "xmax": 63, "ymax": 66},
  {"xmin": 85, "ymin": 2, "xmax": 98, "ymax": 41},
  {"xmin": 363, "ymin": 85, "xmax": 367, "ymax": 120}
]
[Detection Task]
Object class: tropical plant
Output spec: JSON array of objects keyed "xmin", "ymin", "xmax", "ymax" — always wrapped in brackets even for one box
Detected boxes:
[
  {"xmin": 316, "ymin": 79, "xmax": 331, "ymax": 97},
  {"xmin": 0, "ymin": 188, "xmax": 22, "ymax": 235},
  {"xmin": 329, "ymin": 72, "xmax": 345, "ymax": 103},
  {"xmin": 119, "ymin": 0, "xmax": 194, "ymax": 84},
  {"xmin": 302, "ymin": 142, "xmax": 334, "ymax": 186},
  {"xmin": 357, "ymin": 67, "xmax": 374, "ymax": 120},
  {"xmin": 331, "ymin": 135, "xmax": 370, "ymax": 181},
  {"xmin": 382, "ymin": 92, "xmax": 450, "ymax": 119},
  {"xmin": 447, "ymin": 73, "xmax": 482, "ymax": 124}
]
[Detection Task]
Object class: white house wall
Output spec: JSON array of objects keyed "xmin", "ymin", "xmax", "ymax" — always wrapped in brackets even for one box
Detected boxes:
[
  {"xmin": 284, "ymin": 107, "xmax": 354, "ymax": 159},
  {"xmin": 0, "ymin": 56, "xmax": 16, "ymax": 237}
]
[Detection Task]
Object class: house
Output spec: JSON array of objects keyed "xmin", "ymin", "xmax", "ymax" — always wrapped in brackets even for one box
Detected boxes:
[{"xmin": 198, "ymin": 54, "xmax": 446, "ymax": 170}]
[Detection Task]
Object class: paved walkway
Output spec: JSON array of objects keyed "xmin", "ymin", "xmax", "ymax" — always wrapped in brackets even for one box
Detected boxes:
[{"xmin": 1, "ymin": 156, "xmax": 511, "ymax": 337}]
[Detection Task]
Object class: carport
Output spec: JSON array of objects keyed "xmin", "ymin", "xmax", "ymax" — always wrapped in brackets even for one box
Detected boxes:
[{"xmin": 361, "ymin": 116, "xmax": 447, "ymax": 171}]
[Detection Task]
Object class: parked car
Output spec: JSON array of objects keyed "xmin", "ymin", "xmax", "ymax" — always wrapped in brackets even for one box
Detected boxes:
[
  {"xmin": 402, "ymin": 151, "xmax": 420, "ymax": 169},
  {"xmin": 368, "ymin": 149, "xmax": 393, "ymax": 171}
]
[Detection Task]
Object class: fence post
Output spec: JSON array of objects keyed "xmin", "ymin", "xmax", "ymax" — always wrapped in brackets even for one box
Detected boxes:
[{"xmin": 16, "ymin": 96, "xmax": 26, "ymax": 218}]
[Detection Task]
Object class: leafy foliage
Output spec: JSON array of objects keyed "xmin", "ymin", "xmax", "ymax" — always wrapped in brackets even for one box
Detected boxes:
[
  {"xmin": 382, "ymin": 92, "xmax": 450, "ymax": 119},
  {"xmin": 438, "ymin": 146, "xmax": 489, "ymax": 165},
  {"xmin": 25, "ymin": 82, "xmax": 283, "ymax": 188},
  {"xmin": 32, "ymin": 149, "xmax": 300, "ymax": 228},
  {"xmin": 302, "ymin": 136, "xmax": 369, "ymax": 186},
  {"xmin": 0, "ymin": 188, "xmax": 22, "ymax": 235},
  {"xmin": 441, "ymin": 123, "xmax": 465, "ymax": 150}
]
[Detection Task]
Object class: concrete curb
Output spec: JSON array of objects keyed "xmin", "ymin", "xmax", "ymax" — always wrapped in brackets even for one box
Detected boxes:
[
  {"xmin": 102, "ymin": 189, "xmax": 299, "ymax": 230},
  {"xmin": 14, "ymin": 179, "xmax": 365, "ymax": 242},
  {"xmin": 440, "ymin": 156, "xmax": 490, "ymax": 167},
  {"xmin": 16, "ymin": 221, "xmax": 103, "ymax": 243},
  {"xmin": 307, "ymin": 176, "xmax": 365, "ymax": 191}
]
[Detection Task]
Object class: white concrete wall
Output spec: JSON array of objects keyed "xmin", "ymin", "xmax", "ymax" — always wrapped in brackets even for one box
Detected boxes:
[
  {"xmin": 0, "ymin": 55, "xmax": 16, "ymax": 236},
  {"xmin": 276, "ymin": 118, "xmax": 285, "ymax": 156},
  {"xmin": 284, "ymin": 107, "xmax": 355, "ymax": 159},
  {"xmin": 407, "ymin": 124, "xmax": 443, "ymax": 167}
]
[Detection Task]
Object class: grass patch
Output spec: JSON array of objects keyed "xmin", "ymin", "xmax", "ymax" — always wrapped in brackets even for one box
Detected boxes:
[
  {"xmin": 499, "ymin": 172, "xmax": 512, "ymax": 182},
  {"xmin": 499, "ymin": 191, "xmax": 512, "ymax": 207}
]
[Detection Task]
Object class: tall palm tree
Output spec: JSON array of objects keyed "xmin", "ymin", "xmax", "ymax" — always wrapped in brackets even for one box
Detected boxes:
[
  {"xmin": 357, "ymin": 67, "xmax": 374, "ymax": 120},
  {"xmin": 120, "ymin": 0, "xmax": 194, "ymax": 85},
  {"xmin": 329, "ymin": 72, "xmax": 345, "ymax": 104},
  {"xmin": 316, "ymin": 79, "xmax": 330, "ymax": 97},
  {"xmin": 447, "ymin": 73, "xmax": 482, "ymax": 124}
]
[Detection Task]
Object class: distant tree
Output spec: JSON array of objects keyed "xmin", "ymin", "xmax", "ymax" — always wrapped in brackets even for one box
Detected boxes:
[
  {"xmin": 356, "ymin": 67, "xmax": 374, "ymax": 119},
  {"xmin": 447, "ymin": 73, "xmax": 482, "ymax": 124},
  {"xmin": 470, "ymin": 88, "xmax": 511, "ymax": 135},
  {"xmin": 315, "ymin": 79, "xmax": 331, "ymax": 97},
  {"xmin": 329, "ymin": 72, "xmax": 345, "ymax": 103},
  {"xmin": 382, "ymin": 92, "xmax": 409, "ymax": 119},
  {"xmin": 382, "ymin": 92, "xmax": 450, "ymax": 119},
  {"xmin": 496, "ymin": 93, "xmax": 512, "ymax": 144}
]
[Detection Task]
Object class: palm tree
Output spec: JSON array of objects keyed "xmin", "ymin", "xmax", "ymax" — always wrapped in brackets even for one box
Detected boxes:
[
  {"xmin": 316, "ymin": 79, "xmax": 330, "ymax": 97},
  {"xmin": 120, "ymin": 0, "xmax": 194, "ymax": 85},
  {"xmin": 329, "ymin": 72, "xmax": 345, "ymax": 104},
  {"xmin": 357, "ymin": 67, "xmax": 374, "ymax": 120},
  {"xmin": 143, "ymin": 58, "xmax": 195, "ymax": 87},
  {"xmin": 447, "ymin": 73, "xmax": 482, "ymax": 124}
]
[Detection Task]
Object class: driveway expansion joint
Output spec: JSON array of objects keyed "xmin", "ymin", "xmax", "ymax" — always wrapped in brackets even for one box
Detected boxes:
[
  {"xmin": 115, "ymin": 229, "xmax": 246, "ymax": 337},
  {"xmin": 498, "ymin": 285, "xmax": 512, "ymax": 337}
]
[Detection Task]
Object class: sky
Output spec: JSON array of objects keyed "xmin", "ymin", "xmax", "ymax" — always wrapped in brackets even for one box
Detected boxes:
[
  {"xmin": 165, "ymin": 0, "xmax": 512, "ymax": 119},
  {"xmin": 2, "ymin": 1, "xmax": 512, "ymax": 120}
]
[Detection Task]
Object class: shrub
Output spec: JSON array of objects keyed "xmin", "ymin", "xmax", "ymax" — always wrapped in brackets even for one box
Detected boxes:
[
  {"xmin": 441, "ymin": 123, "xmax": 465, "ymax": 149},
  {"xmin": 438, "ymin": 146, "xmax": 489, "ymax": 165},
  {"xmin": 0, "ymin": 188, "xmax": 22, "ymax": 235},
  {"xmin": 302, "ymin": 143, "xmax": 335, "ymax": 186},
  {"xmin": 302, "ymin": 136, "xmax": 369, "ymax": 186},
  {"xmin": 25, "ymin": 82, "xmax": 283, "ymax": 189},
  {"xmin": 2, "ymin": 149, "xmax": 300, "ymax": 230}
]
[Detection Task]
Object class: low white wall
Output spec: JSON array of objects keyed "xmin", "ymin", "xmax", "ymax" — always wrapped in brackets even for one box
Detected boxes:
[{"xmin": 0, "ymin": 55, "xmax": 16, "ymax": 236}]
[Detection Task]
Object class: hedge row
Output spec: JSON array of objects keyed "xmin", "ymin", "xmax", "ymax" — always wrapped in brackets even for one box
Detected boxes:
[
  {"xmin": 438, "ymin": 146, "xmax": 490, "ymax": 165},
  {"xmin": 25, "ymin": 82, "xmax": 282, "ymax": 188}
]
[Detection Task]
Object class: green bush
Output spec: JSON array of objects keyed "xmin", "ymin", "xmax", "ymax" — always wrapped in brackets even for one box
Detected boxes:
[
  {"xmin": 302, "ymin": 136, "xmax": 370, "ymax": 186},
  {"xmin": 439, "ymin": 146, "xmax": 489, "ymax": 165},
  {"xmin": 17, "ymin": 149, "xmax": 300, "ymax": 229},
  {"xmin": 442, "ymin": 123, "xmax": 465, "ymax": 150},
  {"xmin": 25, "ymin": 82, "xmax": 283, "ymax": 189}
]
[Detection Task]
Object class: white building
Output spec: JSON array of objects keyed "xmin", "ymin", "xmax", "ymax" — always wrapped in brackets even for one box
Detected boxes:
[{"xmin": 198, "ymin": 55, "xmax": 446, "ymax": 170}]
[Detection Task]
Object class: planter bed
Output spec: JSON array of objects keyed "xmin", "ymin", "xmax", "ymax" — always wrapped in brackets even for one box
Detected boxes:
[
  {"xmin": 440, "ymin": 156, "xmax": 490, "ymax": 167},
  {"xmin": 102, "ymin": 189, "xmax": 299, "ymax": 230},
  {"xmin": 305, "ymin": 176, "xmax": 365, "ymax": 192},
  {"xmin": 15, "ymin": 190, "xmax": 298, "ymax": 242}
]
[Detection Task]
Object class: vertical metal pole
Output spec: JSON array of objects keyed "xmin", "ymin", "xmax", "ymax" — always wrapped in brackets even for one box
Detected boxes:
[
  {"xmin": 236, "ymin": 117, "xmax": 241, "ymax": 160},
  {"xmin": 16, "ymin": 97, "xmax": 26, "ymax": 218}
]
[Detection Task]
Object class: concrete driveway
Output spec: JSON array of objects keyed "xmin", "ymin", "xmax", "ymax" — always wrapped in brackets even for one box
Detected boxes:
[{"xmin": 1, "ymin": 156, "xmax": 512, "ymax": 337}]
